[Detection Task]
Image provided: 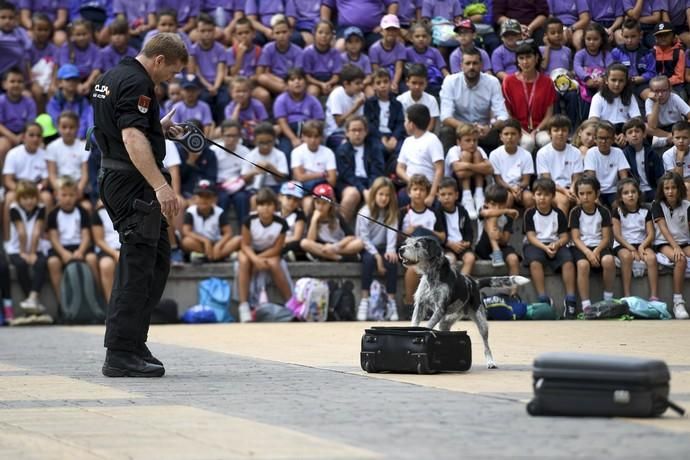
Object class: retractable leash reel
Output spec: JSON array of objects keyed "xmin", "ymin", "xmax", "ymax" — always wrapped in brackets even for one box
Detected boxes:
[{"xmin": 168, "ymin": 121, "xmax": 411, "ymax": 239}]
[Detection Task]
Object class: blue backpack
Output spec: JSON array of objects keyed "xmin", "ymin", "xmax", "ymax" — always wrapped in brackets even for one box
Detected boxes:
[
  {"xmin": 483, "ymin": 294, "xmax": 515, "ymax": 320},
  {"xmin": 198, "ymin": 277, "xmax": 234, "ymax": 322},
  {"xmin": 621, "ymin": 296, "xmax": 671, "ymax": 320}
]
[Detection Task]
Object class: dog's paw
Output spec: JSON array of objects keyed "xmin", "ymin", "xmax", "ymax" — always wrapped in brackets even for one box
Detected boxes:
[{"xmin": 487, "ymin": 361, "xmax": 498, "ymax": 369}]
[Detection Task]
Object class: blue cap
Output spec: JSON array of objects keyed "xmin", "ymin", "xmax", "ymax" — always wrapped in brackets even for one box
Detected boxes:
[
  {"xmin": 57, "ymin": 64, "xmax": 80, "ymax": 80},
  {"xmin": 280, "ymin": 181, "xmax": 304, "ymax": 198},
  {"xmin": 343, "ymin": 26, "xmax": 364, "ymax": 40},
  {"xmin": 181, "ymin": 74, "xmax": 201, "ymax": 89}
]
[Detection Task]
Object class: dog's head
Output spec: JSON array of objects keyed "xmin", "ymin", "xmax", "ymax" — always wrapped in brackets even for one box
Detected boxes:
[{"xmin": 398, "ymin": 236, "xmax": 444, "ymax": 273}]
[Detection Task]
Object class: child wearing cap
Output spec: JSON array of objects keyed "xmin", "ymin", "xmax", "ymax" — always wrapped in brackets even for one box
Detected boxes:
[
  {"xmin": 171, "ymin": 75, "xmax": 215, "ymax": 138},
  {"xmin": 369, "ymin": 14, "xmax": 406, "ymax": 93},
  {"xmin": 278, "ymin": 181, "xmax": 307, "ymax": 261},
  {"xmin": 491, "ymin": 19, "xmax": 521, "ymax": 82},
  {"xmin": 181, "ymin": 179, "xmax": 241, "ymax": 263},
  {"xmin": 300, "ymin": 183, "xmax": 364, "ymax": 262},
  {"xmin": 341, "ymin": 26, "xmax": 373, "ymax": 90},
  {"xmin": 46, "ymin": 64, "xmax": 93, "ymax": 140},
  {"xmin": 449, "ymin": 19, "xmax": 492, "ymax": 74},
  {"xmin": 653, "ymin": 23, "xmax": 686, "ymax": 98},
  {"xmin": 0, "ymin": 68, "xmax": 37, "ymax": 162},
  {"xmin": 256, "ymin": 14, "xmax": 305, "ymax": 96}
]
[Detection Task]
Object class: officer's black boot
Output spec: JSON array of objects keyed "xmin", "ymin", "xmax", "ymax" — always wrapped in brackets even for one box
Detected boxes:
[
  {"xmin": 138, "ymin": 343, "xmax": 164, "ymax": 367},
  {"xmin": 102, "ymin": 349, "xmax": 165, "ymax": 377}
]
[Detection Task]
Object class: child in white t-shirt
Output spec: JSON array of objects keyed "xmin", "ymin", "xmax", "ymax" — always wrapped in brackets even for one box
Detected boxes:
[
  {"xmin": 395, "ymin": 104, "xmax": 444, "ymax": 208},
  {"xmin": 489, "ymin": 119, "xmax": 535, "ymax": 209},
  {"xmin": 291, "ymin": 120, "xmax": 337, "ymax": 214},
  {"xmin": 324, "ymin": 64, "xmax": 366, "ymax": 150},
  {"xmin": 396, "ymin": 64, "xmax": 439, "ymax": 131},
  {"xmin": 583, "ymin": 121, "xmax": 631, "ymax": 207}
]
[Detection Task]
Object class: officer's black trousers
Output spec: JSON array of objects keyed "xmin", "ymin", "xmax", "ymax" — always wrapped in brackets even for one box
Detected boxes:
[{"xmin": 99, "ymin": 169, "xmax": 171, "ymax": 352}]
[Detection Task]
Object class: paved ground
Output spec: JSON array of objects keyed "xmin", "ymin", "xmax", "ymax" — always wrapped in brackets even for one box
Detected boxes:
[{"xmin": 1, "ymin": 321, "xmax": 689, "ymax": 459}]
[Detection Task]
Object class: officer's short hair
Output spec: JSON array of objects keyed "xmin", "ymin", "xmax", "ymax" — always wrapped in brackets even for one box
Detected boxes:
[{"xmin": 141, "ymin": 33, "xmax": 189, "ymax": 66}]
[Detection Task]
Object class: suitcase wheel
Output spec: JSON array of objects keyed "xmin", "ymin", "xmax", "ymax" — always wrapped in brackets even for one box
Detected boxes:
[{"xmin": 526, "ymin": 400, "xmax": 539, "ymax": 416}]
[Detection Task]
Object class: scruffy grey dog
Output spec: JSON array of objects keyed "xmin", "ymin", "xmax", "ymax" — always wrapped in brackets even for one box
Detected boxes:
[{"xmin": 399, "ymin": 236, "xmax": 530, "ymax": 368}]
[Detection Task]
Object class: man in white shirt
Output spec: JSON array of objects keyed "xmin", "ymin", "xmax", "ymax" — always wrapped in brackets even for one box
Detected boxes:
[{"xmin": 439, "ymin": 48, "xmax": 509, "ymax": 152}]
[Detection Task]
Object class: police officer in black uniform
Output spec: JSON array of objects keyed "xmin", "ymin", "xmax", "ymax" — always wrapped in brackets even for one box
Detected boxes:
[{"xmin": 91, "ymin": 33, "xmax": 188, "ymax": 377}]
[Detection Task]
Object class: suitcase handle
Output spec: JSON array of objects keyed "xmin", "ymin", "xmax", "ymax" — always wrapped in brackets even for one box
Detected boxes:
[{"xmin": 662, "ymin": 397, "xmax": 686, "ymax": 416}]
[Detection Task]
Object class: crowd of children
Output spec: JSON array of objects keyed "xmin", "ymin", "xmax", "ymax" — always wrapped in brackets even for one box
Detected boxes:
[{"xmin": 2, "ymin": 1, "xmax": 690, "ymax": 324}]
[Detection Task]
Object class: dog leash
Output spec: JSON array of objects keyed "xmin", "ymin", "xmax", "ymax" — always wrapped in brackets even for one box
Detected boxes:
[{"xmin": 169, "ymin": 121, "xmax": 411, "ymax": 239}]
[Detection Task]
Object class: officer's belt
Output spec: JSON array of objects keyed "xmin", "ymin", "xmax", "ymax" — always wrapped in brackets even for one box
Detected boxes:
[{"xmin": 101, "ymin": 158, "xmax": 138, "ymax": 171}]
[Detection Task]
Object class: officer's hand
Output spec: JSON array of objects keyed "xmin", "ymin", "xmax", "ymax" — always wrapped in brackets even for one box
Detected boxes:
[
  {"xmin": 156, "ymin": 184, "xmax": 180, "ymax": 218},
  {"xmin": 161, "ymin": 108, "xmax": 181, "ymax": 136}
]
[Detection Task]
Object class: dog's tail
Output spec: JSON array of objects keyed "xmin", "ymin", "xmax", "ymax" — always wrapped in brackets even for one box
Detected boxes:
[{"xmin": 477, "ymin": 276, "xmax": 531, "ymax": 290}]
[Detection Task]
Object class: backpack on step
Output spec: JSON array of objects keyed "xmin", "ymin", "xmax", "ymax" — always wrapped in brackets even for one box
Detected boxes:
[
  {"xmin": 327, "ymin": 279, "xmax": 356, "ymax": 321},
  {"xmin": 366, "ymin": 280, "xmax": 387, "ymax": 321},
  {"xmin": 59, "ymin": 261, "xmax": 106, "ymax": 324},
  {"xmin": 198, "ymin": 277, "xmax": 234, "ymax": 322},
  {"xmin": 286, "ymin": 278, "xmax": 330, "ymax": 321}
]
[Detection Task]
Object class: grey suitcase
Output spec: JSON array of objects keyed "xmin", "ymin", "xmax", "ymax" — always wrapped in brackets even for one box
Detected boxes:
[
  {"xmin": 360, "ymin": 327, "xmax": 472, "ymax": 374},
  {"xmin": 527, "ymin": 352, "xmax": 685, "ymax": 417}
]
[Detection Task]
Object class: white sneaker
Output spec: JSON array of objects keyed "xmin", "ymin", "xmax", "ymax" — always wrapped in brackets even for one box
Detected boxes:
[
  {"xmin": 20, "ymin": 298, "xmax": 45, "ymax": 315},
  {"xmin": 357, "ymin": 298, "xmax": 369, "ymax": 321},
  {"xmin": 238, "ymin": 302, "xmax": 252, "ymax": 323},
  {"xmin": 461, "ymin": 195, "xmax": 478, "ymax": 220},
  {"xmin": 673, "ymin": 300, "xmax": 689, "ymax": 319},
  {"xmin": 386, "ymin": 297, "xmax": 399, "ymax": 321},
  {"xmin": 474, "ymin": 192, "xmax": 485, "ymax": 213}
]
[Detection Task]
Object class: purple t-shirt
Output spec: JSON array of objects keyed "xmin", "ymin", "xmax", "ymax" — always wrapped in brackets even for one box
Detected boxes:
[
  {"xmin": 29, "ymin": 42, "xmax": 58, "ymax": 66},
  {"xmin": 406, "ymin": 46, "xmax": 447, "ymax": 69},
  {"xmin": 245, "ymin": 0, "xmax": 292, "ymax": 27},
  {"xmin": 622, "ymin": 0, "xmax": 663, "ymax": 16},
  {"xmin": 286, "ymin": 0, "xmax": 321, "ymax": 30},
  {"xmin": 302, "ymin": 45, "xmax": 343, "ymax": 80},
  {"xmin": 491, "ymin": 45, "xmax": 517, "ymax": 75},
  {"xmin": 321, "ymin": 0, "xmax": 396, "ymax": 33},
  {"xmin": 99, "ymin": 45, "xmax": 138, "ymax": 73},
  {"xmin": 341, "ymin": 51, "xmax": 372, "ymax": 75},
  {"xmin": 421, "ymin": 0, "xmax": 463, "ymax": 19},
  {"xmin": 449, "ymin": 47, "xmax": 492, "ymax": 73},
  {"xmin": 0, "ymin": 95, "xmax": 37, "ymax": 134},
  {"xmin": 573, "ymin": 49, "xmax": 613, "ymax": 80},
  {"xmin": 398, "ymin": 0, "xmax": 421, "ymax": 25},
  {"xmin": 257, "ymin": 42, "xmax": 304, "ymax": 78},
  {"xmin": 0, "ymin": 27, "xmax": 31, "ymax": 75},
  {"xmin": 669, "ymin": 0, "xmax": 690, "ymax": 27},
  {"xmin": 151, "ymin": 0, "xmax": 199, "ymax": 25},
  {"xmin": 547, "ymin": 0, "xmax": 589, "ymax": 26},
  {"xmin": 369, "ymin": 40, "xmax": 406, "ymax": 71},
  {"xmin": 539, "ymin": 46, "xmax": 573, "ymax": 73},
  {"xmin": 171, "ymin": 100, "xmax": 214, "ymax": 126},
  {"xmin": 113, "ymin": 0, "xmax": 153, "ymax": 26},
  {"xmin": 273, "ymin": 92, "xmax": 325, "ymax": 123},
  {"xmin": 57, "ymin": 43, "xmax": 101, "ymax": 79},
  {"xmin": 191, "ymin": 42, "xmax": 228, "ymax": 84},
  {"xmin": 223, "ymin": 98, "xmax": 269, "ymax": 123},
  {"xmin": 18, "ymin": 0, "xmax": 69, "ymax": 22},
  {"xmin": 587, "ymin": 0, "xmax": 624, "ymax": 24},
  {"xmin": 227, "ymin": 44, "xmax": 262, "ymax": 77},
  {"xmin": 202, "ymin": 0, "xmax": 241, "ymax": 14}
]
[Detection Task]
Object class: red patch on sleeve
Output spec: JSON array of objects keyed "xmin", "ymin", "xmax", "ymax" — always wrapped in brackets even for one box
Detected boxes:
[{"xmin": 137, "ymin": 95, "xmax": 151, "ymax": 114}]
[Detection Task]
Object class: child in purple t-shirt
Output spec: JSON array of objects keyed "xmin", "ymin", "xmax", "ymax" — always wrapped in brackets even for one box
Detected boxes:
[
  {"xmin": 369, "ymin": 14, "xmax": 405, "ymax": 93},
  {"xmin": 303, "ymin": 20, "xmax": 342, "ymax": 97},
  {"xmin": 54, "ymin": 19, "xmax": 101, "ymax": 97},
  {"xmin": 190, "ymin": 13, "xmax": 230, "ymax": 125},
  {"xmin": 573, "ymin": 23, "xmax": 613, "ymax": 103},
  {"xmin": 492, "ymin": 19, "xmax": 520, "ymax": 82},
  {"xmin": 227, "ymin": 17, "xmax": 271, "ymax": 107},
  {"xmin": 449, "ymin": 19, "xmax": 492, "ymax": 74},
  {"xmin": 46, "ymin": 64, "xmax": 93, "ymax": 140},
  {"xmin": 19, "ymin": 0, "xmax": 69, "ymax": 46},
  {"xmin": 406, "ymin": 22, "xmax": 449, "ymax": 94},
  {"xmin": 29, "ymin": 13, "xmax": 57, "ymax": 111},
  {"xmin": 341, "ymin": 26, "xmax": 373, "ymax": 91},
  {"xmin": 0, "ymin": 69, "xmax": 37, "ymax": 161},
  {"xmin": 541, "ymin": 17, "xmax": 580, "ymax": 125},
  {"xmin": 245, "ymin": 0, "xmax": 286, "ymax": 44},
  {"xmin": 171, "ymin": 76, "xmax": 215, "ymax": 138},
  {"xmin": 224, "ymin": 76, "xmax": 270, "ymax": 147},
  {"xmin": 256, "ymin": 14, "xmax": 304, "ymax": 96},
  {"xmin": 99, "ymin": 18, "xmax": 138, "ymax": 73},
  {"xmin": 274, "ymin": 68, "xmax": 325, "ymax": 159}
]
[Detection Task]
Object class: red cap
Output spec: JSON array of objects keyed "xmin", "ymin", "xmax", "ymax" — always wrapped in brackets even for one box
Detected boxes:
[{"xmin": 313, "ymin": 183, "xmax": 335, "ymax": 200}]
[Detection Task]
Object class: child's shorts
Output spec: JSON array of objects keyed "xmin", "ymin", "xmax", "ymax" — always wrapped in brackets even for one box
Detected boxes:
[
  {"xmin": 571, "ymin": 245, "xmax": 612, "ymax": 270},
  {"xmin": 612, "ymin": 243, "xmax": 640, "ymax": 257},
  {"xmin": 475, "ymin": 237, "xmax": 518, "ymax": 261},
  {"xmin": 48, "ymin": 244, "xmax": 81, "ymax": 258},
  {"xmin": 523, "ymin": 244, "xmax": 572, "ymax": 271}
]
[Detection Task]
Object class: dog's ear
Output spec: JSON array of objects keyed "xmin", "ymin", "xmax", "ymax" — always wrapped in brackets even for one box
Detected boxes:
[{"xmin": 425, "ymin": 237, "xmax": 443, "ymax": 259}]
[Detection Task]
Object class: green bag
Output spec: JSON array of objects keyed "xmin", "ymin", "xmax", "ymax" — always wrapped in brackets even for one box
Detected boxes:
[{"xmin": 526, "ymin": 302, "xmax": 557, "ymax": 320}]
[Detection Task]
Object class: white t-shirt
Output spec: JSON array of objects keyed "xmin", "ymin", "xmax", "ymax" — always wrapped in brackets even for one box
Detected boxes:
[
  {"xmin": 444, "ymin": 145, "xmax": 488, "ymax": 178},
  {"xmin": 241, "ymin": 147, "xmax": 289, "ymax": 187},
  {"xmin": 353, "ymin": 145, "xmax": 366, "ymax": 178},
  {"xmin": 45, "ymin": 138, "xmax": 89, "ymax": 181},
  {"xmin": 398, "ymin": 131, "xmax": 444, "ymax": 182},
  {"xmin": 396, "ymin": 91, "xmax": 440, "ymax": 118},
  {"xmin": 378, "ymin": 100, "xmax": 391, "ymax": 134},
  {"xmin": 290, "ymin": 143, "xmax": 337, "ymax": 174},
  {"xmin": 325, "ymin": 86, "xmax": 363, "ymax": 136},
  {"xmin": 589, "ymin": 93, "xmax": 641, "ymax": 124},
  {"xmin": 213, "ymin": 142, "xmax": 250, "ymax": 182},
  {"xmin": 488, "ymin": 145, "xmax": 535, "ymax": 187},
  {"xmin": 633, "ymin": 148, "xmax": 652, "ymax": 192},
  {"xmin": 2, "ymin": 145, "xmax": 48, "ymax": 182},
  {"xmin": 662, "ymin": 146, "xmax": 690, "ymax": 178},
  {"xmin": 535, "ymin": 142, "xmax": 584, "ymax": 188},
  {"xmin": 584, "ymin": 146, "xmax": 631, "ymax": 194},
  {"xmin": 612, "ymin": 206, "xmax": 651, "ymax": 247},
  {"xmin": 163, "ymin": 139, "xmax": 182, "ymax": 168},
  {"xmin": 645, "ymin": 93, "xmax": 690, "ymax": 127}
]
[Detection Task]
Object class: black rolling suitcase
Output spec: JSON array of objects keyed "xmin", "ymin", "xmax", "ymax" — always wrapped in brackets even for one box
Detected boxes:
[
  {"xmin": 527, "ymin": 352, "xmax": 685, "ymax": 417},
  {"xmin": 360, "ymin": 327, "xmax": 472, "ymax": 374}
]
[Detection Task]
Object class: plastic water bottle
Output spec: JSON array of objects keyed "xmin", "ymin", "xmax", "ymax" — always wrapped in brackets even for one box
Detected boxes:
[{"xmin": 632, "ymin": 260, "xmax": 646, "ymax": 278}]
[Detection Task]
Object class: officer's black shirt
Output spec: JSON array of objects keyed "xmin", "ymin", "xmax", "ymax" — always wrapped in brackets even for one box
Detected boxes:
[{"xmin": 91, "ymin": 56, "xmax": 165, "ymax": 168}]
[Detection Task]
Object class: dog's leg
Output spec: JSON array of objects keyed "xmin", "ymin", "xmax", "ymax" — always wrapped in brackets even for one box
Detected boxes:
[
  {"xmin": 468, "ymin": 308, "xmax": 497, "ymax": 369},
  {"xmin": 410, "ymin": 302, "xmax": 424, "ymax": 327},
  {"xmin": 437, "ymin": 318, "xmax": 454, "ymax": 331},
  {"xmin": 425, "ymin": 302, "xmax": 444, "ymax": 330}
]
